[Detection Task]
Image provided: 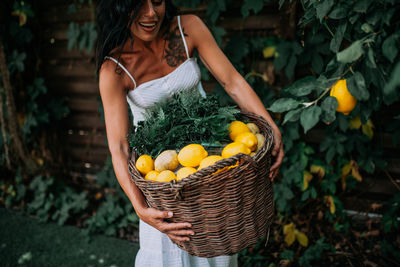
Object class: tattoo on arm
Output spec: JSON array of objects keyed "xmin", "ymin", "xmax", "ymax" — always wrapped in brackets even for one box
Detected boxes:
[
  {"xmin": 164, "ymin": 26, "xmax": 187, "ymax": 67},
  {"xmin": 199, "ymin": 54, "xmax": 226, "ymax": 88}
]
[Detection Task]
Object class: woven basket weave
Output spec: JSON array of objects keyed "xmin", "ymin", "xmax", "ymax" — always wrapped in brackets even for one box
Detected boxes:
[{"xmin": 128, "ymin": 111, "xmax": 275, "ymax": 258}]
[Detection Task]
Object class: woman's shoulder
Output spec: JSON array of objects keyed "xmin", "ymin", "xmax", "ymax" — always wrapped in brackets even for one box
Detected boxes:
[
  {"xmin": 178, "ymin": 14, "xmax": 204, "ymax": 28},
  {"xmin": 178, "ymin": 14, "xmax": 209, "ymax": 42},
  {"xmin": 99, "ymin": 59, "xmax": 126, "ymax": 88}
]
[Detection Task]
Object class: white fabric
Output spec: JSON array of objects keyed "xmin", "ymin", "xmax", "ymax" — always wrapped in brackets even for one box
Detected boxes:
[{"xmin": 105, "ymin": 15, "xmax": 237, "ymax": 266}]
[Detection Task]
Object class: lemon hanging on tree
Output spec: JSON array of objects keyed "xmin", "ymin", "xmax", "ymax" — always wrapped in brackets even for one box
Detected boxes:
[{"xmin": 330, "ymin": 79, "xmax": 357, "ymax": 115}]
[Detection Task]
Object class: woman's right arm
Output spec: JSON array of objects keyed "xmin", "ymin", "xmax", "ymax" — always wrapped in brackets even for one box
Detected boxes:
[{"xmin": 98, "ymin": 62, "xmax": 194, "ymax": 242}]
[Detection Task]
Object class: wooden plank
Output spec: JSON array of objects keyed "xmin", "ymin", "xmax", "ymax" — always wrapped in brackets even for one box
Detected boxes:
[
  {"xmin": 44, "ymin": 59, "xmax": 97, "ymax": 78},
  {"xmin": 67, "ymin": 133, "xmax": 108, "ymax": 148},
  {"xmin": 40, "ymin": 6, "xmax": 95, "ymax": 24},
  {"xmin": 42, "ymin": 41, "xmax": 92, "ymax": 59},
  {"xmin": 220, "ymin": 14, "xmax": 281, "ymax": 31},
  {"xmin": 47, "ymin": 79, "xmax": 99, "ymax": 95},
  {"xmin": 65, "ymin": 113, "xmax": 105, "ymax": 130},
  {"xmin": 65, "ymin": 97, "xmax": 101, "ymax": 113},
  {"xmin": 66, "ymin": 146, "xmax": 109, "ymax": 164}
]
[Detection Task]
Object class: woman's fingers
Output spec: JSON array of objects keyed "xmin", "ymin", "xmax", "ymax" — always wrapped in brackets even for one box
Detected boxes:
[
  {"xmin": 168, "ymin": 234, "xmax": 190, "ymax": 243},
  {"xmin": 160, "ymin": 222, "xmax": 193, "ymax": 234},
  {"xmin": 270, "ymin": 144, "xmax": 284, "ymax": 181}
]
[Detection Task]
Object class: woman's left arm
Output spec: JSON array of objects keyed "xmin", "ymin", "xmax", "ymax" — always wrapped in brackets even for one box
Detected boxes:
[{"xmin": 184, "ymin": 15, "xmax": 284, "ymax": 180}]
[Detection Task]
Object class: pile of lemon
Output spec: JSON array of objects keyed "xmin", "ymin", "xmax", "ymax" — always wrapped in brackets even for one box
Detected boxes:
[{"xmin": 135, "ymin": 120, "xmax": 265, "ymax": 183}]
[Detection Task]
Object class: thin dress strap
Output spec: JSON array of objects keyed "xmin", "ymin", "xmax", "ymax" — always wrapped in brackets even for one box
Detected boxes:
[
  {"xmin": 104, "ymin": 56, "xmax": 137, "ymax": 89},
  {"xmin": 177, "ymin": 16, "xmax": 190, "ymax": 59}
]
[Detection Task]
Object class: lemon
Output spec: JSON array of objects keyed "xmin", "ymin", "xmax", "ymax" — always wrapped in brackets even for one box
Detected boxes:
[
  {"xmin": 228, "ymin": 121, "xmax": 250, "ymax": 141},
  {"xmin": 221, "ymin": 142, "xmax": 251, "ymax": 158},
  {"xmin": 178, "ymin": 144, "xmax": 208, "ymax": 167},
  {"xmin": 246, "ymin": 122, "xmax": 260, "ymax": 134},
  {"xmin": 145, "ymin": 170, "xmax": 159, "ymax": 181},
  {"xmin": 155, "ymin": 170, "xmax": 176, "ymax": 182},
  {"xmin": 255, "ymin": 133, "xmax": 265, "ymax": 152},
  {"xmin": 136, "ymin": 155, "xmax": 154, "ymax": 175},
  {"xmin": 154, "ymin": 150, "xmax": 179, "ymax": 172},
  {"xmin": 330, "ymin": 79, "xmax": 357, "ymax": 115},
  {"xmin": 235, "ymin": 132, "xmax": 258, "ymax": 151},
  {"xmin": 263, "ymin": 46, "xmax": 276, "ymax": 58},
  {"xmin": 198, "ymin": 155, "xmax": 224, "ymax": 170},
  {"xmin": 176, "ymin": 167, "xmax": 197, "ymax": 181}
]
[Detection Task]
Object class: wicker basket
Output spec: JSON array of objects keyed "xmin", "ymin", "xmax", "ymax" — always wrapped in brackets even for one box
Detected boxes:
[{"xmin": 128, "ymin": 111, "xmax": 275, "ymax": 258}]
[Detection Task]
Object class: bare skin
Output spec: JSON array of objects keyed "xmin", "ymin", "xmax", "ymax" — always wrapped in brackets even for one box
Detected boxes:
[{"xmin": 99, "ymin": 0, "xmax": 284, "ymax": 244}]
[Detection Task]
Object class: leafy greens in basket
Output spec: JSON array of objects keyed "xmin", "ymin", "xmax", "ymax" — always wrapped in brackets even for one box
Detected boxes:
[{"xmin": 128, "ymin": 88, "xmax": 240, "ymax": 157}]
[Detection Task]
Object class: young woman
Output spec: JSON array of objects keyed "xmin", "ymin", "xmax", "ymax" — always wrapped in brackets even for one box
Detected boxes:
[{"xmin": 96, "ymin": 0, "xmax": 284, "ymax": 266}]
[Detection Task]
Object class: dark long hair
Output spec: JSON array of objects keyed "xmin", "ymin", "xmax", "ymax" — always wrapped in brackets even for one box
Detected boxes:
[{"xmin": 95, "ymin": 0, "xmax": 178, "ymax": 75}]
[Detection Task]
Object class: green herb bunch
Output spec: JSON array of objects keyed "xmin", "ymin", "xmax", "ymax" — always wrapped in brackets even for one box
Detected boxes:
[{"xmin": 128, "ymin": 88, "xmax": 240, "ymax": 157}]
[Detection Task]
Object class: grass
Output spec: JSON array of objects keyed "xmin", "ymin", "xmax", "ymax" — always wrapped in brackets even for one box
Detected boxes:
[{"xmin": 0, "ymin": 207, "xmax": 139, "ymax": 267}]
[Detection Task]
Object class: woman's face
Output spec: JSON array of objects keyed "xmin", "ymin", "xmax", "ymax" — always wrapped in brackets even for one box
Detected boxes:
[{"xmin": 131, "ymin": 0, "xmax": 166, "ymax": 42}]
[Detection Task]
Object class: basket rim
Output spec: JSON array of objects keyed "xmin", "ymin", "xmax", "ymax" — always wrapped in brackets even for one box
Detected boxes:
[{"xmin": 128, "ymin": 110, "xmax": 274, "ymax": 190}]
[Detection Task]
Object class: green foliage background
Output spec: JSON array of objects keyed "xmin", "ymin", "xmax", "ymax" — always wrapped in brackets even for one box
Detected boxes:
[{"xmin": 1, "ymin": 0, "xmax": 400, "ymax": 266}]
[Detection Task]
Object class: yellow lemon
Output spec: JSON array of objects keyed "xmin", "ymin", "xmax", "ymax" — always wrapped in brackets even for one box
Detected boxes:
[
  {"xmin": 176, "ymin": 167, "xmax": 197, "ymax": 181},
  {"xmin": 263, "ymin": 46, "xmax": 276, "ymax": 58},
  {"xmin": 221, "ymin": 142, "xmax": 251, "ymax": 158},
  {"xmin": 255, "ymin": 133, "xmax": 265, "ymax": 152},
  {"xmin": 235, "ymin": 132, "xmax": 258, "ymax": 151},
  {"xmin": 154, "ymin": 150, "xmax": 179, "ymax": 172},
  {"xmin": 246, "ymin": 122, "xmax": 260, "ymax": 134},
  {"xmin": 228, "ymin": 121, "xmax": 250, "ymax": 141},
  {"xmin": 198, "ymin": 155, "xmax": 224, "ymax": 170},
  {"xmin": 178, "ymin": 144, "xmax": 208, "ymax": 167},
  {"xmin": 145, "ymin": 170, "xmax": 159, "ymax": 181},
  {"xmin": 330, "ymin": 79, "xmax": 357, "ymax": 115},
  {"xmin": 155, "ymin": 170, "xmax": 176, "ymax": 182},
  {"xmin": 135, "ymin": 155, "xmax": 154, "ymax": 176}
]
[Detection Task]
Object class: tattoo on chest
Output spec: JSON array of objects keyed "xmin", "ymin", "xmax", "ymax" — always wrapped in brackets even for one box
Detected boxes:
[{"xmin": 164, "ymin": 26, "xmax": 187, "ymax": 67}]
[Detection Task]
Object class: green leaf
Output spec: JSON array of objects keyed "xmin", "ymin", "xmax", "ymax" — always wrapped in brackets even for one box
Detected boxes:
[
  {"xmin": 366, "ymin": 47, "xmax": 377, "ymax": 68},
  {"xmin": 268, "ymin": 98, "xmax": 301, "ymax": 113},
  {"xmin": 241, "ymin": 0, "xmax": 270, "ymax": 18},
  {"xmin": 280, "ymin": 250, "xmax": 294, "ymax": 260},
  {"xmin": 382, "ymin": 33, "xmax": 399, "ymax": 63},
  {"xmin": 361, "ymin": 23, "xmax": 373, "ymax": 33},
  {"xmin": 321, "ymin": 96, "xmax": 338, "ymax": 123},
  {"xmin": 316, "ymin": 0, "xmax": 334, "ymax": 22},
  {"xmin": 330, "ymin": 22, "xmax": 347, "ymax": 53},
  {"xmin": 210, "ymin": 26, "xmax": 226, "ymax": 47},
  {"xmin": 337, "ymin": 40, "xmax": 364, "ymax": 63},
  {"xmin": 383, "ymin": 61, "xmax": 400, "ymax": 105},
  {"xmin": 353, "ymin": 0, "xmax": 373, "ymax": 13},
  {"xmin": 286, "ymin": 54, "xmax": 297, "ymax": 79},
  {"xmin": 66, "ymin": 22, "xmax": 80, "ymax": 50},
  {"xmin": 283, "ymin": 108, "xmax": 303, "ymax": 124},
  {"xmin": 285, "ymin": 76, "xmax": 317, "ymax": 96},
  {"xmin": 328, "ymin": 5, "xmax": 347, "ymax": 19},
  {"xmin": 347, "ymin": 72, "xmax": 370, "ymax": 101},
  {"xmin": 206, "ymin": 0, "xmax": 226, "ymax": 24},
  {"xmin": 312, "ymin": 53, "xmax": 324, "ymax": 74},
  {"xmin": 300, "ymin": 105, "xmax": 322, "ymax": 133}
]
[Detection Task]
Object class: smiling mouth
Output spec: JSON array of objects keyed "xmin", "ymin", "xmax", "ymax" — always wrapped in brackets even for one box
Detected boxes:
[{"xmin": 139, "ymin": 22, "xmax": 157, "ymax": 29}]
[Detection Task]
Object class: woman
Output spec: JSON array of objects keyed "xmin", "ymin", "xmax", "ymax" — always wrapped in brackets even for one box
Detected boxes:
[{"xmin": 96, "ymin": 0, "xmax": 284, "ymax": 266}]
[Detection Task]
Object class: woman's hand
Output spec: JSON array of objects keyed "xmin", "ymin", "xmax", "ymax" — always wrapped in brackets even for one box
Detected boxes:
[
  {"xmin": 137, "ymin": 206, "xmax": 194, "ymax": 243},
  {"xmin": 269, "ymin": 126, "xmax": 284, "ymax": 182}
]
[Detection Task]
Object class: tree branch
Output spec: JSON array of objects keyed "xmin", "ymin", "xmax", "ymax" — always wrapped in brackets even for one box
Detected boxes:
[{"xmin": 0, "ymin": 41, "xmax": 36, "ymax": 173}]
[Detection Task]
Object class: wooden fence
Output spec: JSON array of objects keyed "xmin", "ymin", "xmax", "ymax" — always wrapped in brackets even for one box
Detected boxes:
[{"xmin": 39, "ymin": 0, "xmax": 399, "ymax": 211}]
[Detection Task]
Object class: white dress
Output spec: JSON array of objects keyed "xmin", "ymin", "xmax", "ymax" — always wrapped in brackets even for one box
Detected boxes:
[{"xmin": 105, "ymin": 16, "xmax": 238, "ymax": 267}]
